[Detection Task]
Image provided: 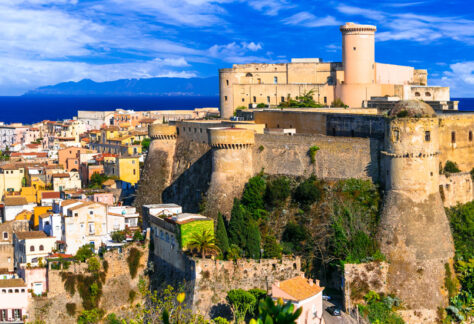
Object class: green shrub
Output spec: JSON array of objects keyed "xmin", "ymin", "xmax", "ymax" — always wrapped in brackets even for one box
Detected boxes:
[
  {"xmin": 87, "ymin": 257, "xmax": 100, "ymax": 273},
  {"xmin": 66, "ymin": 303, "xmax": 76, "ymax": 316},
  {"xmin": 264, "ymin": 177, "xmax": 291, "ymax": 208},
  {"xmin": 77, "ymin": 308, "xmax": 104, "ymax": 324},
  {"xmin": 133, "ymin": 230, "xmax": 144, "ymax": 242},
  {"xmin": 309, "ymin": 145, "xmax": 319, "ymax": 164},
  {"xmin": 258, "ymin": 145, "xmax": 264, "ymax": 152},
  {"xmin": 241, "ymin": 175, "xmax": 266, "ymax": 213},
  {"xmin": 212, "ymin": 317, "xmax": 229, "ymax": 324},
  {"xmin": 226, "ymin": 289, "xmax": 256, "ymax": 323},
  {"xmin": 446, "ymin": 201, "xmax": 474, "ymax": 261},
  {"xmin": 262, "ymin": 235, "xmax": 282, "ymax": 259},
  {"xmin": 256, "ymin": 103, "xmax": 266, "ymax": 108},
  {"xmin": 75, "ymin": 245, "xmax": 94, "ymax": 262},
  {"xmin": 127, "ymin": 248, "xmax": 142, "ymax": 279},
  {"xmin": 102, "ymin": 260, "xmax": 109, "ymax": 274},
  {"xmin": 105, "ymin": 313, "xmax": 122, "ymax": 324},
  {"xmin": 444, "ymin": 263, "xmax": 459, "ymax": 299},
  {"xmin": 228, "ymin": 200, "xmax": 248, "ymax": 249},
  {"xmin": 358, "ymin": 291, "xmax": 404, "ymax": 324},
  {"xmin": 129, "ymin": 290, "xmax": 137, "ymax": 303},
  {"xmin": 331, "ymin": 98, "xmax": 348, "ymax": 108},
  {"xmin": 111, "ymin": 231, "xmax": 126, "ymax": 243},
  {"xmin": 60, "ymin": 272, "xmax": 76, "ymax": 296},
  {"xmin": 246, "ymin": 222, "xmax": 261, "ymax": 259},
  {"xmin": 444, "ymin": 160, "xmax": 461, "ymax": 173},
  {"xmin": 216, "ymin": 212, "xmax": 230, "ymax": 255},
  {"xmin": 396, "ymin": 110, "xmax": 409, "ymax": 118},
  {"xmin": 293, "ymin": 175, "xmax": 321, "ymax": 208}
]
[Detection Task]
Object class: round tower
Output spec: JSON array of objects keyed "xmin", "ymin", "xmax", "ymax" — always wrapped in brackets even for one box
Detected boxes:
[
  {"xmin": 219, "ymin": 69, "xmax": 235, "ymax": 119},
  {"xmin": 378, "ymin": 101, "xmax": 454, "ymax": 318},
  {"xmin": 340, "ymin": 22, "xmax": 376, "ymax": 85},
  {"xmin": 207, "ymin": 128, "xmax": 255, "ymax": 217}
]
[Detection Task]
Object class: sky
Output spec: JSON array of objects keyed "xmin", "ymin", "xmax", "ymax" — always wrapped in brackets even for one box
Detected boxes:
[{"xmin": 1, "ymin": 0, "xmax": 473, "ymax": 96}]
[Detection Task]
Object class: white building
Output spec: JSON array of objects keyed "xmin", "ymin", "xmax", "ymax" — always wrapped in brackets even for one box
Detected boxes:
[
  {"xmin": 13, "ymin": 231, "xmax": 56, "ymax": 268},
  {"xmin": 52, "ymin": 172, "xmax": 81, "ymax": 192},
  {"xmin": 38, "ymin": 213, "xmax": 62, "ymax": 239},
  {"xmin": 2, "ymin": 197, "xmax": 36, "ymax": 223},
  {"xmin": 0, "ymin": 278, "xmax": 28, "ymax": 322},
  {"xmin": 106, "ymin": 206, "xmax": 140, "ymax": 235}
]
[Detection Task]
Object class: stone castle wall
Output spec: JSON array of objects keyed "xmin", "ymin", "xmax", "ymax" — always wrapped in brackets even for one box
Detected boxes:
[
  {"xmin": 28, "ymin": 243, "xmax": 148, "ymax": 323},
  {"xmin": 439, "ymin": 172, "xmax": 474, "ymax": 207}
]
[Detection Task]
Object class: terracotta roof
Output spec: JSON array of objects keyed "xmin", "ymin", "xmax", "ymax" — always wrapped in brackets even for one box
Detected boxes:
[
  {"xmin": 52, "ymin": 173, "xmax": 70, "ymax": 178},
  {"xmin": 0, "ymin": 278, "xmax": 26, "ymax": 288},
  {"xmin": 60, "ymin": 200, "xmax": 81, "ymax": 206},
  {"xmin": 68, "ymin": 201, "xmax": 96, "ymax": 211},
  {"xmin": 4, "ymin": 196, "xmax": 28, "ymax": 206},
  {"xmin": 139, "ymin": 118, "xmax": 156, "ymax": 123},
  {"xmin": 273, "ymin": 276, "xmax": 323, "ymax": 302},
  {"xmin": 15, "ymin": 231, "xmax": 48, "ymax": 240},
  {"xmin": 102, "ymin": 179, "xmax": 116, "ymax": 186},
  {"xmin": 47, "ymin": 253, "xmax": 73, "ymax": 259},
  {"xmin": 42, "ymin": 192, "xmax": 60, "ymax": 199},
  {"xmin": 39, "ymin": 213, "xmax": 52, "ymax": 219}
]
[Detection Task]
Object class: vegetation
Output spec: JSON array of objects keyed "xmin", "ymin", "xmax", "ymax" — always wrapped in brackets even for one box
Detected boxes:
[
  {"xmin": 186, "ymin": 229, "xmax": 220, "ymax": 258},
  {"xmin": 445, "ymin": 202, "xmax": 474, "ymax": 322},
  {"xmin": 141, "ymin": 138, "xmax": 151, "ymax": 152},
  {"xmin": 77, "ymin": 308, "xmax": 104, "ymax": 324},
  {"xmin": 330, "ymin": 98, "xmax": 348, "ymax": 108},
  {"xmin": 251, "ymin": 296, "xmax": 302, "ymax": 324},
  {"xmin": 226, "ymin": 289, "xmax": 257, "ymax": 323},
  {"xmin": 216, "ymin": 212, "xmax": 230, "ymax": 256},
  {"xmin": 75, "ymin": 245, "xmax": 94, "ymax": 262},
  {"xmin": 444, "ymin": 160, "xmax": 461, "ymax": 173},
  {"xmin": 278, "ymin": 89, "xmax": 324, "ymax": 108},
  {"xmin": 396, "ymin": 110, "xmax": 409, "ymax": 118},
  {"xmin": 293, "ymin": 175, "xmax": 322, "ymax": 209},
  {"xmin": 308, "ymin": 145, "xmax": 319, "ymax": 164},
  {"xmin": 126, "ymin": 247, "xmax": 142, "ymax": 278},
  {"xmin": 65, "ymin": 303, "xmax": 76, "ymax": 316},
  {"xmin": 357, "ymin": 291, "xmax": 404, "ymax": 324},
  {"xmin": 262, "ymin": 235, "xmax": 282, "ymax": 259},
  {"xmin": 256, "ymin": 103, "xmax": 266, "ymax": 108},
  {"xmin": 264, "ymin": 177, "xmax": 291, "ymax": 208},
  {"xmin": 88, "ymin": 172, "xmax": 116, "ymax": 189}
]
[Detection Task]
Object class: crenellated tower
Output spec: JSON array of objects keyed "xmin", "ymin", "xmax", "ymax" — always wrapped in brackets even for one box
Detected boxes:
[
  {"xmin": 378, "ymin": 101, "xmax": 454, "ymax": 318},
  {"xmin": 206, "ymin": 127, "xmax": 255, "ymax": 217}
]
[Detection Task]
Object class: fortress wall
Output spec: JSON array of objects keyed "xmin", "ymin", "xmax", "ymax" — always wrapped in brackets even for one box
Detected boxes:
[
  {"xmin": 253, "ymin": 134, "xmax": 380, "ymax": 182},
  {"xmin": 439, "ymin": 172, "xmax": 474, "ymax": 207},
  {"xmin": 192, "ymin": 257, "xmax": 303, "ymax": 318},
  {"xmin": 254, "ymin": 110, "xmax": 327, "ymax": 134},
  {"xmin": 439, "ymin": 114, "xmax": 474, "ymax": 171},
  {"xmin": 175, "ymin": 121, "xmax": 222, "ymax": 143}
]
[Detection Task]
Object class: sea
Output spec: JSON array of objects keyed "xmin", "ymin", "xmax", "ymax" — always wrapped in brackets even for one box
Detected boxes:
[{"xmin": 0, "ymin": 96, "xmax": 472, "ymax": 125}]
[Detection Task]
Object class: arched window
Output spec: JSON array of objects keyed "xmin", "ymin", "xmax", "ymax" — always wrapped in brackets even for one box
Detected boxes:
[
  {"xmin": 245, "ymin": 72, "xmax": 253, "ymax": 77},
  {"xmin": 30, "ymin": 245, "xmax": 35, "ymax": 252},
  {"xmin": 425, "ymin": 92, "xmax": 431, "ymax": 97},
  {"xmin": 39, "ymin": 245, "xmax": 44, "ymax": 251},
  {"xmin": 415, "ymin": 92, "xmax": 421, "ymax": 97}
]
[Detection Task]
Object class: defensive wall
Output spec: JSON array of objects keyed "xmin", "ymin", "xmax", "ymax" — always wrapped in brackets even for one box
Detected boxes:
[
  {"xmin": 439, "ymin": 172, "xmax": 474, "ymax": 207},
  {"xmin": 28, "ymin": 243, "xmax": 148, "ymax": 323}
]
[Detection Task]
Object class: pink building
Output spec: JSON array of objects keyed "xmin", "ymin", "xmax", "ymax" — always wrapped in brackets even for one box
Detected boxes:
[
  {"xmin": 0, "ymin": 278, "xmax": 28, "ymax": 322},
  {"xmin": 18, "ymin": 267, "xmax": 47, "ymax": 296},
  {"xmin": 93, "ymin": 193, "xmax": 115, "ymax": 205},
  {"xmin": 271, "ymin": 276, "xmax": 324, "ymax": 324}
]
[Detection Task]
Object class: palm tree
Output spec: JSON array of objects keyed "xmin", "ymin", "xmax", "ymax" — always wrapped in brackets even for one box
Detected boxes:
[{"xmin": 187, "ymin": 229, "xmax": 220, "ymax": 259}]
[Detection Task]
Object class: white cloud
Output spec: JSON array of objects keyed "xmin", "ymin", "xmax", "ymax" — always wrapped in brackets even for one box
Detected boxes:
[
  {"xmin": 207, "ymin": 42, "xmax": 267, "ymax": 63},
  {"xmin": 430, "ymin": 61, "xmax": 474, "ymax": 97},
  {"xmin": 0, "ymin": 57, "xmax": 195, "ymax": 95},
  {"xmin": 246, "ymin": 0, "xmax": 294, "ymax": 16},
  {"xmin": 336, "ymin": 4, "xmax": 385, "ymax": 21},
  {"xmin": 282, "ymin": 12, "xmax": 340, "ymax": 28},
  {"xmin": 242, "ymin": 42, "xmax": 262, "ymax": 51}
]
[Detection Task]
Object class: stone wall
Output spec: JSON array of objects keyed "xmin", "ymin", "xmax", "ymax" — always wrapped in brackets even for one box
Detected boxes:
[
  {"xmin": 193, "ymin": 257, "xmax": 303, "ymax": 318},
  {"xmin": 439, "ymin": 172, "xmax": 474, "ymax": 207},
  {"xmin": 28, "ymin": 243, "xmax": 148, "ymax": 323}
]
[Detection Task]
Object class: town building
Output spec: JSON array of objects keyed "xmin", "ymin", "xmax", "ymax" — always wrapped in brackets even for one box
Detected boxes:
[
  {"xmin": 271, "ymin": 276, "xmax": 325, "ymax": 324},
  {"xmin": 0, "ymin": 220, "xmax": 29, "ymax": 272},
  {"xmin": 106, "ymin": 206, "xmax": 139, "ymax": 235},
  {"xmin": 52, "ymin": 171, "xmax": 81, "ymax": 192},
  {"xmin": 1, "ymin": 197, "xmax": 36, "ymax": 223},
  {"xmin": 13, "ymin": 231, "xmax": 56, "ymax": 268},
  {"xmin": 104, "ymin": 156, "xmax": 140, "ymax": 187},
  {"xmin": 0, "ymin": 278, "xmax": 28, "ymax": 322}
]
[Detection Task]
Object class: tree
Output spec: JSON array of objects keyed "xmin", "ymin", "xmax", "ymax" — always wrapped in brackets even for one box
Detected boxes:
[
  {"xmin": 262, "ymin": 235, "xmax": 282, "ymax": 259},
  {"xmin": 87, "ymin": 257, "xmax": 101, "ymax": 273},
  {"xmin": 77, "ymin": 308, "xmax": 104, "ymax": 324},
  {"xmin": 111, "ymin": 231, "xmax": 126, "ymax": 243},
  {"xmin": 251, "ymin": 296, "xmax": 302, "ymax": 324},
  {"xmin": 75, "ymin": 245, "xmax": 94, "ymax": 262},
  {"xmin": 264, "ymin": 177, "xmax": 291, "ymax": 208},
  {"xmin": 444, "ymin": 160, "xmax": 461, "ymax": 173},
  {"xmin": 89, "ymin": 172, "xmax": 109, "ymax": 188},
  {"xmin": 293, "ymin": 175, "xmax": 322, "ymax": 208},
  {"xmin": 186, "ymin": 229, "xmax": 220, "ymax": 259},
  {"xmin": 245, "ymin": 222, "xmax": 261, "ymax": 259},
  {"xmin": 241, "ymin": 175, "xmax": 266, "ymax": 213},
  {"xmin": 216, "ymin": 212, "xmax": 230, "ymax": 255},
  {"xmin": 227, "ymin": 289, "xmax": 257, "ymax": 323},
  {"xmin": 228, "ymin": 200, "xmax": 247, "ymax": 248},
  {"xmin": 278, "ymin": 89, "xmax": 323, "ymax": 108},
  {"xmin": 141, "ymin": 138, "xmax": 151, "ymax": 152}
]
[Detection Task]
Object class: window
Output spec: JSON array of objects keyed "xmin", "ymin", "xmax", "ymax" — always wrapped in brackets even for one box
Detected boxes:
[
  {"xmin": 224, "ymin": 96, "xmax": 228, "ymax": 101},
  {"xmin": 2, "ymin": 232, "xmax": 7, "ymax": 240},
  {"xmin": 425, "ymin": 92, "xmax": 431, "ymax": 97},
  {"xmin": 133, "ymin": 169, "xmax": 136, "ymax": 175},
  {"xmin": 267, "ymin": 96, "xmax": 270, "ymax": 103},
  {"xmin": 394, "ymin": 129, "xmax": 400, "ymax": 142},
  {"xmin": 245, "ymin": 72, "xmax": 253, "ymax": 77},
  {"xmin": 452, "ymin": 131, "xmax": 456, "ymax": 143},
  {"xmin": 469, "ymin": 131, "xmax": 472, "ymax": 142},
  {"xmin": 353, "ymin": 47, "xmax": 356, "ymax": 50},
  {"xmin": 226, "ymin": 80, "xmax": 229, "ymax": 86},
  {"xmin": 89, "ymin": 210, "xmax": 94, "ymax": 215},
  {"xmin": 425, "ymin": 131, "xmax": 431, "ymax": 142},
  {"xmin": 30, "ymin": 245, "xmax": 35, "ymax": 252},
  {"xmin": 324, "ymin": 96, "xmax": 327, "ymax": 104},
  {"xmin": 253, "ymin": 96, "xmax": 256, "ymax": 103},
  {"xmin": 274, "ymin": 76, "xmax": 278, "ymax": 84},
  {"xmin": 242, "ymin": 98, "xmax": 245, "ymax": 102},
  {"xmin": 415, "ymin": 92, "xmax": 421, "ymax": 97},
  {"xmin": 257, "ymin": 78, "xmax": 261, "ymax": 84},
  {"xmin": 281, "ymin": 96, "xmax": 285, "ymax": 102},
  {"xmin": 39, "ymin": 245, "xmax": 44, "ymax": 251}
]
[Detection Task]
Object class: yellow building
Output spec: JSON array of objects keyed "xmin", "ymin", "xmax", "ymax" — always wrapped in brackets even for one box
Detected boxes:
[
  {"xmin": 0, "ymin": 165, "xmax": 25, "ymax": 199},
  {"xmin": 19, "ymin": 187, "xmax": 36, "ymax": 204},
  {"xmin": 104, "ymin": 157, "xmax": 140, "ymax": 185},
  {"xmin": 33, "ymin": 206, "xmax": 52, "ymax": 229}
]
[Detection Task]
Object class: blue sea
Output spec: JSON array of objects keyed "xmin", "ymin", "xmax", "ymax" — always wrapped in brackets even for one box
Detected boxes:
[
  {"xmin": 0, "ymin": 96, "xmax": 472, "ymax": 125},
  {"xmin": 0, "ymin": 96, "xmax": 220, "ymax": 124}
]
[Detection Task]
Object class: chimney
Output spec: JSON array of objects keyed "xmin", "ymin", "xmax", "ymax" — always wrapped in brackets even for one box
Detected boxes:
[{"xmin": 316, "ymin": 279, "xmax": 320, "ymax": 286}]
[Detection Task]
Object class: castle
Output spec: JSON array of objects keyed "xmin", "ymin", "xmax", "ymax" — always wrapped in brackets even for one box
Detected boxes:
[{"xmin": 139, "ymin": 23, "xmax": 474, "ymax": 322}]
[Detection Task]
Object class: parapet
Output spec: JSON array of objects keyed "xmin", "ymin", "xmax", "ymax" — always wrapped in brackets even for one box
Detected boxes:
[
  {"xmin": 208, "ymin": 127, "xmax": 255, "ymax": 149},
  {"xmin": 149, "ymin": 124, "xmax": 177, "ymax": 140},
  {"xmin": 340, "ymin": 22, "xmax": 376, "ymax": 33}
]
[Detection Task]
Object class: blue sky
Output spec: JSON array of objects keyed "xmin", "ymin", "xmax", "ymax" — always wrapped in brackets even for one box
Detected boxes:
[{"xmin": 1, "ymin": 0, "xmax": 473, "ymax": 96}]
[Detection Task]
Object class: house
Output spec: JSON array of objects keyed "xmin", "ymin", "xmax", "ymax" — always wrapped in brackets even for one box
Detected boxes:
[
  {"xmin": 104, "ymin": 156, "xmax": 140, "ymax": 187},
  {"xmin": 0, "ymin": 164, "xmax": 25, "ymax": 196},
  {"xmin": 17, "ymin": 266, "xmax": 47, "ymax": 296},
  {"xmin": 62, "ymin": 201, "xmax": 107, "ymax": 254},
  {"xmin": 150, "ymin": 212, "xmax": 213, "ymax": 272},
  {"xmin": 38, "ymin": 213, "xmax": 62, "ymax": 239},
  {"xmin": 142, "ymin": 203, "xmax": 182, "ymax": 228},
  {"xmin": 52, "ymin": 172, "xmax": 81, "ymax": 192},
  {"xmin": 0, "ymin": 278, "xmax": 28, "ymax": 322},
  {"xmin": 0, "ymin": 220, "xmax": 29, "ymax": 271},
  {"xmin": 13, "ymin": 231, "xmax": 56, "ymax": 268},
  {"xmin": 57, "ymin": 147, "xmax": 94, "ymax": 172},
  {"xmin": 106, "ymin": 206, "xmax": 140, "ymax": 235},
  {"xmin": 40, "ymin": 191, "xmax": 60, "ymax": 206},
  {"xmin": 271, "ymin": 276, "xmax": 325, "ymax": 324},
  {"xmin": 92, "ymin": 192, "xmax": 115, "ymax": 206},
  {"xmin": 1, "ymin": 197, "xmax": 36, "ymax": 222}
]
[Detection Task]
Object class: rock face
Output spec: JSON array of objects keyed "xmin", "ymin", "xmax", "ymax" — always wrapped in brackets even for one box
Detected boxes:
[{"xmin": 379, "ymin": 102, "xmax": 455, "ymax": 319}]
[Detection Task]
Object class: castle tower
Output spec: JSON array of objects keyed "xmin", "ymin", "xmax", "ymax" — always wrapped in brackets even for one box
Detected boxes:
[
  {"xmin": 378, "ymin": 101, "xmax": 454, "ymax": 317},
  {"xmin": 134, "ymin": 124, "xmax": 178, "ymax": 214},
  {"xmin": 337, "ymin": 23, "xmax": 377, "ymax": 107},
  {"xmin": 207, "ymin": 128, "xmax": 255, "ymax": 217},
  {"xmin": 219, "ymin": 69, "xmax": 236, "ymax": 119}
]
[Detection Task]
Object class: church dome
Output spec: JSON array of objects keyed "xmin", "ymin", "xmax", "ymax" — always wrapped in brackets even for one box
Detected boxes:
[{"xmin": 388, "ymin": 100, "xmax": 436, "ymax": 118}]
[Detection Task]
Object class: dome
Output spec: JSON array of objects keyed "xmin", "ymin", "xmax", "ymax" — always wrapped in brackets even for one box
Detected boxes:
[{"xmin": 388, "ymin": 100, "xmax": 436, "ymax": 118}]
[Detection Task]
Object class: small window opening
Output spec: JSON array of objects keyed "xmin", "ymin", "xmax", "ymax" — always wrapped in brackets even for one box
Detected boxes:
[
  {"xmin": 425, "ymin": 131, "xmax": 431, "ymax": 142},
  {"xmin": 451, "ymin": 131, "xmax": 456, "ymax": 143}
]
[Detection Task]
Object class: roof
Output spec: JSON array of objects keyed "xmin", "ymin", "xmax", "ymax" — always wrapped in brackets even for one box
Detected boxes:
[
  {"xmin": 42, "ymin": 192, "xmax": 60, "ymax": 199},
  {"xmin": 0, "ymin": 278, "xmax": 26, "ymax": 288},
  {"xmin": 4, "ymin": 196, "xmax": 28, "ymax": 206},
  {"xmin": 167, "ymin": 213, "xmax": 210, "ymax": 225},
  {"xmin": 102, "ymin": 179, "xmax": 116, "ymax": 186},
  {"xmin": 15, "ymin": 231, "xmax": 48, "ymax": 240},
  {"xmin": 68, "ymin": 201, "xmax": 96, "ymax": 211},
  {"xmin": 52, "ymin": 173, "xmax": 70, "ymax": 178},
  {"xmin": 59, "ymin": 199, "xmax": 81, "ymax": 207},
  {"xmin": 273, "ymin": 276, "xmax": 324, "ymax": 302},
  {"xmin": 388, "ymin": 100, "xmax": 436, "ymax": 118},
  {"xmin": 39, "ymin": 213, "xmax": 52, "ymax": 219}
]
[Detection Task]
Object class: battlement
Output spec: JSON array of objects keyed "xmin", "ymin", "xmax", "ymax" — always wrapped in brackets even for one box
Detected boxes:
[
  {"xmin": 340, "ymin": 22, "xmax": 377, "ymax": 33},
  {"xmin": 149, "ymin": 124, "xmax": 177, "ymax": 139},
  {"xmin": 209, "ymin": 127, "xmax": 255, "ymax": 149}
]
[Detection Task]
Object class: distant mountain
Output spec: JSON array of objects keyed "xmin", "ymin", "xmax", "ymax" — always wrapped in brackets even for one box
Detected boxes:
[{"xmin": 23, "ymin": 76, "xmax": 219, "ymax": 96}]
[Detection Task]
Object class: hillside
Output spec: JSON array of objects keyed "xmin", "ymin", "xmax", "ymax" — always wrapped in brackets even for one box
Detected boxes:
[{"xmin": 23, "ymin": 76, "xmax": 219, "ymax": 97}]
